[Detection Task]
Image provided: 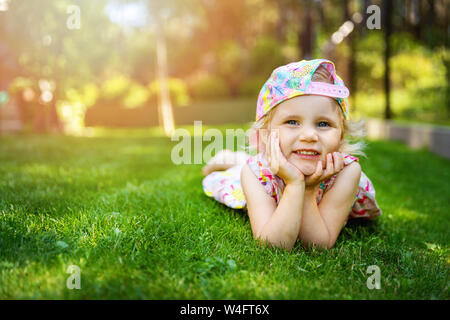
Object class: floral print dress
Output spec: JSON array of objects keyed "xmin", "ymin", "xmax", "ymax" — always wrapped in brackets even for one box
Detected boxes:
[{"xmin": 202, "ymin": 151, "xmax": 382, "ymax": 220}]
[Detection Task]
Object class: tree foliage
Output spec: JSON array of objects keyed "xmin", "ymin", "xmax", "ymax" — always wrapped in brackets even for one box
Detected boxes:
[{"xmin": 1, "ymin": 0, "xmax": 448, "ymax": 130}]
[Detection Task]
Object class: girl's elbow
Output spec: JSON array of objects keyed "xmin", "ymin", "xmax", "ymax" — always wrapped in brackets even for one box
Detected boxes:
[
  {"xmin": 254, "ymin": 233, "xmax": 295, "ymax": 252},
  {"xmin": 314, "ymin": 241, "xmax": 334, "ymax": 251},
  {"xmin": 326, "ymin": 241, "xmax": 336, "ymax": 250},
  {"xmin": 307, "ymin": 235, "xmax": 334, "ymax": 250},
  {"xmin": 314, "ymin": 239, "xmax": 333, "ymax": 250},
  {"xmin": 321, "ymin": 228, "xmax": 335, "ymax": 249},
  {"xmin": 325, "ymin": 235, "xmax": 337, "ymax": 250}
]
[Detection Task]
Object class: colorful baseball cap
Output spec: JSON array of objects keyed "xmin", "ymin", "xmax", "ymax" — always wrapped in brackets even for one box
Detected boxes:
[{"xmin": 256, "ymin": 59, "xmax": 350, "ymax": 120}]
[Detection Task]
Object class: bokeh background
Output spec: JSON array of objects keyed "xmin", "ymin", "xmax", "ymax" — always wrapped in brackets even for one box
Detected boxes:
[{"xmin": 0, "ymin": 0, "xmax": 448, "ymax": 135}]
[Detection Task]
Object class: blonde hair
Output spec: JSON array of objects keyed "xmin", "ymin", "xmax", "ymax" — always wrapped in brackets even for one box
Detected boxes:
[{"xmin": 249, "ymin": 65, "xmax": 367, "ymax": 157}]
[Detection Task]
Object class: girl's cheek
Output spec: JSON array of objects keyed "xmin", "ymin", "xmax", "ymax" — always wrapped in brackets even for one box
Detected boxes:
[{"xmin": 325, "ymin": 132, "xmax": 342, "ymax": 150}]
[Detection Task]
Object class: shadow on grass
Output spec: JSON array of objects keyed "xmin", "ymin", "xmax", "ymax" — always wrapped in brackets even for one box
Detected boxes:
[{"xmin": 344, "ymin": 218, "xmax": 380, "ymax": 232}]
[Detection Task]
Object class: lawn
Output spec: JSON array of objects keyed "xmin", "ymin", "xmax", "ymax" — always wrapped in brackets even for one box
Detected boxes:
[{"xmin": 0, "ymin": 126, "xmax": 448, "ymax": 299}]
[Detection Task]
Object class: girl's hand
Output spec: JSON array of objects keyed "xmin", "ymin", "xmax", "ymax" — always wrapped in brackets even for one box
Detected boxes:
[
  {"xmin": 266, "ymin": 130, "xmax": 305, "ymax": 186},
  {"xmin": 305, "ymin": 152, "xmax": 344, "ymax": 190}
]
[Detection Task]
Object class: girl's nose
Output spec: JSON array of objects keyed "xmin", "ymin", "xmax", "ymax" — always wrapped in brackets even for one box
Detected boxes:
[{"xmin": 298, "ymin": 126, "xmax": 318, "ymax": 142}]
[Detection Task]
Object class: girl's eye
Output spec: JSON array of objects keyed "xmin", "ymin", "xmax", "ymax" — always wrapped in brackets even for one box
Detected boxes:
[
  {"xmin": 318, "ymin": 121, "xmax": 330, "ymax": 127},
  {"xmin": 286, "ymin": 120, "xmax": 299, "ymax": 125}
]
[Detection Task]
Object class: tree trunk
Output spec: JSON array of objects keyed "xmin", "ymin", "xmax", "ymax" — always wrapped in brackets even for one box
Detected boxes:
[
  {"xmin": 345, "ymin": 0, "xmax": 356, "ymax": 111},
  {"xmin": 383, "ymin": 0, "xmax": 392, "ymax": 120},
  {"xmin": 32, "ymin": 88, "xmax": 63, "ymax": 133},
  {"xmin": 425, "ymin": 0, "xmax": 435, "ymax": 27},
  {"xmin": 361, "ymin": 0, "xmax": 370, "ymax": 37},
  {"xmin": 48, "ymin": 99, "xmax": 63, "ymax": 133},
  {"xmin": 276, "ymin": 0, "xmax": 287, "ymax": 42},
  {"xmin": 299, "ymin": 0, "xmax": 315, "ymax": 59},
  {"xmin": 155, "ymin": 14, "xmax": 175, "ymax": 137}
]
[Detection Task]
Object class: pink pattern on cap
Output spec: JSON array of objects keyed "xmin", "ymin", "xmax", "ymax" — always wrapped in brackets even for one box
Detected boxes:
[{"xmin": 256, "ymin": 59, "xmax": 350, "ymax": 120}]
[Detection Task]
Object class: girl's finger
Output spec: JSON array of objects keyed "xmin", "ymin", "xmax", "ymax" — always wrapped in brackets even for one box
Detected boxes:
[
  {"xmin": 324, "ymin": 153, "xmax": 334, "ymax": 177},
  {"xmin": 266, "ymin": 131, "xmax": 271, "ymax": 166},
  {"xmin": 270, "ymin": 131, "xmax": 279, "ymax": 173},
  {"xmin": 334, "ymin": 152, "xmax": 344, "ymax": 172},
  {"xmin": 275, "ymin": 133, "xmax": 283, "ymax": 165},
  {"xmin": 271, "ymin": 131, "xmax": 279, "ymax": 173},
  {"xmin": 312, "ymin": 160, "xmax": 323, "ymax": 180},
  {"xmin": 275, "ymin": 131, "xmax": 281, "ymax": 173}
]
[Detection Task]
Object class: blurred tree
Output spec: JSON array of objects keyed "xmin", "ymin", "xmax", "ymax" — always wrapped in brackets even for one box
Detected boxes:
[
  {"xmin": 2, "ymin": 0, "xmax": 447, "ymax": 129},
  {"xmin": 4, "ymin": 0, "xmax": 119, "ymax": 132},
  {"xmin": 154, "ymin": 9, "xmax": 175, "ymax": 136},
  {"xmin": 145, "ymin": 0, "xmax": 203, "ymax": 135},
  {"xmin": 345, "ymin": 0, "xmax": 356, "ymax": 100},
  {"xmin": 299, "ymin": 0, "xmax": 316, "ymax": 59},
  {"xmin": 249, "ymin": 36, "xmax": 284, "ymax": 78},
  {"xmin": 383, "ymin": 0, "xmax": 392, "ymax": 119}
]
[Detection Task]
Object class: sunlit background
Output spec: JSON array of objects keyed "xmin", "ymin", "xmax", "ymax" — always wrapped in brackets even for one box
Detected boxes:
[{"xmin": 0, "ymin": 0, "xmax": 448, "ymax": 136}]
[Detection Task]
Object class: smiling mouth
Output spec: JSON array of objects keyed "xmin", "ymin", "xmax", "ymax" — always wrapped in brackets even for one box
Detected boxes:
[
  {"xmin": 293, "ymin": 150, "xmax": 321, "ymax": 159},
  {"xmin": 294, "ymin": 150, "xmax": 320, "ymax": 155}
]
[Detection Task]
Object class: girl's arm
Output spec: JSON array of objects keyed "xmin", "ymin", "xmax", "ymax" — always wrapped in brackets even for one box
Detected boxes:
[
  {"xmin": 298, "ymin": 161, "xmax": 361, "ymax": 249},
  {"xmin": 241, "ymin": 130, "xmax": 307, "ymax": 252},
  {"xmin": 241, "ymin": 164, "xmax": 305, "ymax": 251}
]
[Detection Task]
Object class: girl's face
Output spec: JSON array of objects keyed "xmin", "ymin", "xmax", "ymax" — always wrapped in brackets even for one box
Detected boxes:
[{"xmin": 268, "ymin": 95, "xmax": 344, "ymax": 176}]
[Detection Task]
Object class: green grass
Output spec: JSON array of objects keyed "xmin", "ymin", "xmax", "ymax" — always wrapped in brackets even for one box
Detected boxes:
[{"xmin": 0, "ymin": 127, "xmax": 448, "ymax": 299}]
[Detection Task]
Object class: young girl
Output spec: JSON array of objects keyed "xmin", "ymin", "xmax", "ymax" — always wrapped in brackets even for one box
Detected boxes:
[{"xmin": 202, "ymin": 59, "xmax": 382, "ymax": 251}]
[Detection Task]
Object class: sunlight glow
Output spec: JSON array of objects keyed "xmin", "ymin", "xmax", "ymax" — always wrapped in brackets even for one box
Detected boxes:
[
  {"xmin": 105, "ymin": 1, "xmax": 148, "ymax": 28},
  {"xmin": 0, "ymin": 0, "xmax": 9, "ymax": 12}
]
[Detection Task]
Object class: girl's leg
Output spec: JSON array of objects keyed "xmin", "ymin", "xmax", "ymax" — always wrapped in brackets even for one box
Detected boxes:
[{"xmin": 201, "ymin": 150, "xmax": 249, "ymax": 176}]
